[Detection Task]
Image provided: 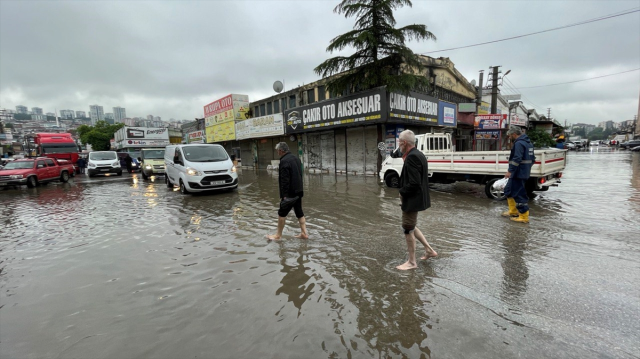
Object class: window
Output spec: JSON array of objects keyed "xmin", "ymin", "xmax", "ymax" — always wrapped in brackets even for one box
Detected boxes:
[
  {"xmin": 281, "ymin": 98, "xmax": 287, "ymax": 110},
  {"xmin": 45, "ymin": 159, "xmax": 55, "ymax": 166},
  {"xmin": 37, "ymin": 160, "xmax": 46, "ymax": 168},
  {"xmin": 274, "ymin": 100, "xmax": 280, "ymax": 113},
  {"xmin": 254, "ymin": 106, "xmax": 259, "ymax": 117},
  {"xmin": 260, "ymin": 104, "xmax": 265, "ymax": 116},
  {"xmin": 318, "ymin": 86, "xmax": 326, "ymax": 101},
  {"xmin": 289, "ymin": 95, "xmax": 296, "ymax": 109},
  {"xmin": 267, "ymin": 102, "xmax": 273, "ymax": 115},
  {"xmin": 307, "ymin": 90, "xmax": 315, "ymax": 104}
]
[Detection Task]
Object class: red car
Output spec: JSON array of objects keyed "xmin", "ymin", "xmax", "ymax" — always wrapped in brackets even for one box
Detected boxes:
[{"xmin": 0, "ymin": 157, "xmax": 75, "ymax": 188}]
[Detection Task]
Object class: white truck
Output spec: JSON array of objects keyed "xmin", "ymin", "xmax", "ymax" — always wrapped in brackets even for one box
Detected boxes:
[{"xmin": 379, "ymin": 133, "xmax": 567, "ymax": 200}]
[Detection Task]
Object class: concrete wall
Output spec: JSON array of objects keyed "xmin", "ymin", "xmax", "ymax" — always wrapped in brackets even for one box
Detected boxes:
[{"xmin": 335, "ymin": 129, "xmax": 347, "ymax": 173}]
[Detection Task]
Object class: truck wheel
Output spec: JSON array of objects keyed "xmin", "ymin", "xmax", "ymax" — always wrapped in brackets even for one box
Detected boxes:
[
  {"xmin": 179, "ymin": 180, "xmax": 189, "ymax": 195},
  {"xmin": 27, "ymin": 176, "xmax": 38, "ymax": 188},
  {"xmin": 165, "ymin": 175, "xmax": 173, "ymax": 188},
  {"xmin": 384, "ymin": 173, "xmax": 400, "ymax": 188},
  {"xmin": 485, "ymin": 178, "xmax": 506, "ymax": 200},
  {"xmin": 60, "ymin": 171, "xmax": 70, "ymax": 183}
]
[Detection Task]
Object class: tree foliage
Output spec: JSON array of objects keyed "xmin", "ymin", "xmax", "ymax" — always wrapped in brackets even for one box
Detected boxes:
[
  {"xmin": 314, "ymin": 0, "xmax": 436, "ymax": 95},
  {"xmin": 527, "ymin": 128, "xmax": 556, "ymax": 148},
  {"xmin": 76, "ymin": 121, "xmax": 124, "ymax": 151}
]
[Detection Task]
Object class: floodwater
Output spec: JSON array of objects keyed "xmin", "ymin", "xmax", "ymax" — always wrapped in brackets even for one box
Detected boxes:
[{"xmin": 1, "ymin": 149, "xmax": 638, "ymax": 359}]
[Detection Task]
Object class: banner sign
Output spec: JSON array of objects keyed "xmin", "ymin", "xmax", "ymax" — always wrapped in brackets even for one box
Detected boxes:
[
  {"xmin": 236, "ymin": 114, "xmax": 284, "ymax": 140},
  {"xmin": 438, "ymin": 100, "xmax": 457, "ymax": 127},
  {"xmin": 206, "ymin": 122, "xmax": 236, "ymax": 143},
  {"xmin": 474, "ymin": 114, "xmax": 507, "ymax": 129},
  {"xmin": 204, "ymin": 94, "xmax": 249, "ymax": 126},
  {"xmin": 389, "ymin": 91, "xmax": 438, "ymax": 123},
  {"xmin": 284, "ymin": 87, "xmax": 386, "ymax": 134},
  {"xmin": 458, "ymin": 103, "xmax": 476, "ymax": 112},
  {"xmin": 120, "ymin": 127, "xmax": 169, "ymax": 140},
  {"xmin": 478, "ymin": 102, "xmax": 490, "ymax": 115},
  {"xmin": 475, "ymin": 130, "xmax": 500, "ymax": 140},
  {"xmin": 510, "ymin": 113, "xmax": 527, "ymax": 127},
  {"xmin": 124, "ymin": 139, "xmax": 170, "ymax": 147},
  {"xmin": 187, "ymin": 130, "xmax": 204, "ymax": 143}
]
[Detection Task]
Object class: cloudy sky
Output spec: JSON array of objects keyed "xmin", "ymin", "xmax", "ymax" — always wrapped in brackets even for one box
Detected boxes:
[{"xmin": 1, "ymin": 0, "xmax": 638, "ymax": 125}]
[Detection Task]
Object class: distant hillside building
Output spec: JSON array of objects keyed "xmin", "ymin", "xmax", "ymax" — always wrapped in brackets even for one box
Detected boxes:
[
  {"xmin": 16, "ymin": 105, "xmax": 28, "ymax": 114},
  {"xmin": 89, "ymin": 105, "xmax": 104, "ymax": 124},
  {"xmin": 76, "ymin": 110, "xmax": 86, "ymax": 118},
  {"xmin": 60, "ymin": 109, "xmax": 75, "ymax": 119},
  {"xmin": 113, "ymin": 107, "xmax": 126, "ymax": 123},
  {"xmin": 31, "ymin": 107, "xmax": 43, "ymax": 115}
]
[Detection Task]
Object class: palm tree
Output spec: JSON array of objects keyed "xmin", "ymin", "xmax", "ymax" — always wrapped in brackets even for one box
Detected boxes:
[{"xmin": 315, "ymin": 0, "xmax": 436, "ymax": 95}]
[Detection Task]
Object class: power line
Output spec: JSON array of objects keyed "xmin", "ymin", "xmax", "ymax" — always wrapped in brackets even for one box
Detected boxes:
[
  {"xmin": 422, "ymin": 8, "xmax": 639, "ymax": 54},
  {"xmin": 503, "ymin": 78, "xmax": 544, "ymax": 111},
  {"xmin": 512, "ymin": 68, "xmax": 640, "ymax": 89}
]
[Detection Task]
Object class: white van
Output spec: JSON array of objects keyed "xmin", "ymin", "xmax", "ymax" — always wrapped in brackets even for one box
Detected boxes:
[
  {"xmin": 164, "ymin": 144, "xmax": 238, "ymax": 194},
  {"xmin": 87, "ymin": 151, "xmax": 122, "ymax": 177}
]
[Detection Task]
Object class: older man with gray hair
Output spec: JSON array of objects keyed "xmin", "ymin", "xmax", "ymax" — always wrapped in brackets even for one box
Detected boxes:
[
  {"xmin": 502, "ymin": 126, "xmax": 535, "ymax": 223},
  {"xmin": 266, "ymin": 142, "xmax": 308, "ymax": 241}
]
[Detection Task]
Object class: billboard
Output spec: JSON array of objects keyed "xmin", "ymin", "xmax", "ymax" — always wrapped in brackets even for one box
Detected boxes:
[
  {"xmin": 510, "ymin": 113, "xmax": 527, "ymax": 127},
  {"xmin": 283, "ymin": 87, "xmax": 386, "ymax": 134},
  {"xmin": 458, "ymin": 103, "xmax": 476, "ymax": 112},
  {"xmin": 478, "ymin": 102, "xmax": 490, "ymax": 115},
  {"xmin": 204, "ymin": 94, "xmax": 249, "ymax": 126},
  {"xmin": 475, "ymin": 130, "xmax": 500, "ymax": 140},
  {"xmin": 389, "ymin": 91, "xmax": 438, "ymax": 124},
  {"xmin": 474, "ymin": 114, "xmax": 507, "ymax": 129},
  {"xmin": 236, "ymin": 114, "xmax": 284, "ymax": 140},
  {"xmin": 206, "ymin": 122, "xmax": 236, "ymax": 143},
  {"xmin": 115, "ymin": 127, "xmax": 169, "ymax": 141},
  {"xmin": 187, "ymin": 130, "xmax": 205, "ymax": 144},
  {"xmin": 438, "ymin": 101, "xmax": 457, "ymax": 127}
]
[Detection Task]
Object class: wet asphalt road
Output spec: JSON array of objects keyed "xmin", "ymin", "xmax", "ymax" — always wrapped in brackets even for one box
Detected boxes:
[{"xmin": 1, "ymin": 148, "xmax": 638, "ymax": 359}]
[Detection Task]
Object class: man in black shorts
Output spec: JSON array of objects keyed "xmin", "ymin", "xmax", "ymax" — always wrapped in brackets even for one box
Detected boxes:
[
  {"xmin": 397, "ymin": 130, "xmax": 437, "ymax": 270},
  {"xmin": 266, "ymin": 142, "xmax": 308, "ymax": 241}
]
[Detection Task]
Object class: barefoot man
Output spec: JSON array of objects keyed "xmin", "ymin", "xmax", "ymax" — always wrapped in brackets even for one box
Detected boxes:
[
  {"xmin": 266, "ymin": 142, "xmax": 308, "ymax": 241},
  {"xmin": 396, "ymin": 130, "xmax": 437, "ymax": 270}
]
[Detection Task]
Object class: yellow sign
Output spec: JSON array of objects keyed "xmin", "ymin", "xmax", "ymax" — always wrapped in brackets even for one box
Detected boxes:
[
  {"xmin": 206, "ymin": 122, "xmax": 236, "ymax": 142},
  {"xmin": 478, "ymin": 101, "xmax": 490, "ymax": 115}
]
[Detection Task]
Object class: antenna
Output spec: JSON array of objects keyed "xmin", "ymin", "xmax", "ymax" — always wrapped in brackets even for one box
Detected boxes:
[{"xmin": 273, "ymin": 80, "xmax": 284, "ymax": 93}]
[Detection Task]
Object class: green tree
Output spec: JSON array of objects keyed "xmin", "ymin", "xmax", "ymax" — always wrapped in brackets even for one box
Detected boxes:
[
  {"xmin": 77, "ymin": 121, "xmax": 124, "ymax": 151},
  {"xmin": 587, "ymin": 127, "xmax": 604, "ymax": 141},
  {"xmin": 314, "ymin": 0, "xmax": 436, "ymax": 95},
  {"xmin": 527, "ymin": 128, "xmax": 555, "ymax": 148}
]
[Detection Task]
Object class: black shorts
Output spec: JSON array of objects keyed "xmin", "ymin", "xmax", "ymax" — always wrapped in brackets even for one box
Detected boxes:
[{"xmin": 278, "ymin": 197, "xmax": 304, "ymax": 218}]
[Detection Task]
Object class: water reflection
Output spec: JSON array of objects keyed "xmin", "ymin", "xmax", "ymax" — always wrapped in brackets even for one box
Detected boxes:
[
  {"xmin": 275, "ymin": 247, "xmax": 315, "ymax": 318},
  {"xmin": 500, "ymin": 226, "xmax": 529, "ymax": 303}
]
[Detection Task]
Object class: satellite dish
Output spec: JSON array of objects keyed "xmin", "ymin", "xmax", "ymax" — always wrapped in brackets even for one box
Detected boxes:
[
  {"xmin": 470, "ymin": 79, "xmax": 476, "ymax": 86},
  {"xmin": 273, "ymin": 80, "xmax": 284, "ymax": 93}
]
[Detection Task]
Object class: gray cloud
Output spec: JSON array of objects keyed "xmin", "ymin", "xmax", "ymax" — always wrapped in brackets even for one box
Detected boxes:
[{"xmin": 1, "ymin": 0, "xmax": 638, "ymax": 124}]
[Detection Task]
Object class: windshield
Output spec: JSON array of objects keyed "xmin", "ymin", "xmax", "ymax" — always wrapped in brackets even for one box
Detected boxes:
[
  {"xmin": 3, "ymin": 161, "xmax": 34, "ymax": 170},
  {"xmin": 89, "ymin": 152, "xmax": 117, "ymax": 161},
  {"xmin": 41, "ymin": 143, "xmax": 79, "ymax": 154},
  {"xmin": 142, "ymin": 150, "xmax": 165, "ymax": 159},
  {"xmin": 182, "ymin": 146, "xmax": 228, "ymax": 162}
]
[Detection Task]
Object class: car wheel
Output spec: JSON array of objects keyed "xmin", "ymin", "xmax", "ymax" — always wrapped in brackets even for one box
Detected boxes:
[
  {"xmin": 60, "ymin": 171, "xmax": 70, "ymax": 183},
  {"xmin": 384, "ymin": 172, "xmax": 400, "ymax": 188},
  {"xmin": 26, "ymin": 176, "xmax": 38, "ymax": 188},
  {"xmin": 117, "ymin": 171, "xmax": 122, "ymax": 176},
  {"xmin": 179, "ymin": 180, "xmax": 189, "ymax": 195},
  {"xmin": 485, "ymin": 178, "xmax": 506, "ymax": 200},
  {"xmin": 165, "ymin": 175, "xmax": 173, "ymax": 188},
  {"xmin": 142, "ymin": 172, "xmax": 148, "ymax": 180}
]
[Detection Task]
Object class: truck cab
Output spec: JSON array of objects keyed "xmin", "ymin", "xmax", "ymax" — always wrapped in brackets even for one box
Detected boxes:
[{"xmin": 140, "ymin": 148, "xmax": 166, "ymax": 179}]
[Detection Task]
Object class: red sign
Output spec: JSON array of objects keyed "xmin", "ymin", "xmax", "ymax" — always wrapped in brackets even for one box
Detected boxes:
[{"xmin": 204, "ymin": 95, "xmax": 233, "ymax": 117}]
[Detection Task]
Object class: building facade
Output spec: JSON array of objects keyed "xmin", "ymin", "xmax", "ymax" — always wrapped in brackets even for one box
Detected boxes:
[
  {"xmin": 31, "ymin": 107, "xmax": 43, "ymax": 115},
  {"xmin": 16, "ymin": 105, "xmax": 28, "ymax": 114},
  {"xmin": 89, "ymin": 105, "xmax": 104, "ymax": 124},
  {"xmin": 76, "ymin": 111, "xmax": 86, "ymax": 118},
  {"xmin": 113, "ymin": 107, "xmax": 126, "ymax": 123}
]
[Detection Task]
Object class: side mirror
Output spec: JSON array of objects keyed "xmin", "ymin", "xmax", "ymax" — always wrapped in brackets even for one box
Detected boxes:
[{"xmin": 390, "ymin": 148, "xmax": 403, "ymax": 158}]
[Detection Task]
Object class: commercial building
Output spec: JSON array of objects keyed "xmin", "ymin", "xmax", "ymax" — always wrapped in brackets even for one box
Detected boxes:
[
  {"xmin": 60, "ymin": 109, "xmax": 75, "ymax": 119},
  {"xmin": 76, "ymin": 111, "xmax": 86, "ymax": 118},
  {"xmin": 31, "ymin": 107, "xmax": 43, "ymax": 115}
]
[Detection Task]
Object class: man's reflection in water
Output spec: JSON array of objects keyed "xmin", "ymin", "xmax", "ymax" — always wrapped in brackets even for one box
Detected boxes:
[
  {"xmin": 275, "ymin": 251, "xmax": 315, "ymax": 318},
  {"xmin": 501, "ymin": 227, "xmax": 530, "ymax": 303}
]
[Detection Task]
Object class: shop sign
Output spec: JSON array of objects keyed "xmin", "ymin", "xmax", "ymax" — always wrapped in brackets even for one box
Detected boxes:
[
  {"xmin": 389, "ymin": 91, "xmax": 438, "ymax": 124},
  {"xmin": 474, "ymin": 114, "xmax": 507, "ymax": 129},
  {"xmin": 236, "ymin": 114, "xmax": 284, "ymax": 140},
  {"xmin": 478, "ymin": 102, "xmax": 490, "ymax": 115},
  {"xmin": 438, "ymin": 101, "xmax": 457, "ymax": 127},
  {"xmin": 125, "ymin": 139, "xmax": 170, "ymax": 147},
  {"xmin": 510, "ymin": 114, "xmax": 527, "ymax": 127},
  {"xmin": 123, "ymin": 127, "xmax": 169, "ymax": 140},
  {"xmin": 284, "ymin": 87, "xmax": 386, "ymax": 134},
  {"xmin": 475, "ymin": 130, "xmax": 500, "ymax": 140},
  {"xmin": 187, "ymin": 130, "xmax": 204, "ymax": 143}
]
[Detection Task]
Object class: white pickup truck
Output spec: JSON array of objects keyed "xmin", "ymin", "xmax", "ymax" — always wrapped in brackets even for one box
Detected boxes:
[{"xmin": 379, "ymin": 133, "xmax": 567, "ymax": 199}]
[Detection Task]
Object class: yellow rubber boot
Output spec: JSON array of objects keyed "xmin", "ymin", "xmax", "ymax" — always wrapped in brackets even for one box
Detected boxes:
[
  {"xmin": 501, "ymin": 198, "xmax": 519, "ymax": 217},
  {"xmin": 510, "ymin": 211, "xmax": 530, "ymax": 223}
]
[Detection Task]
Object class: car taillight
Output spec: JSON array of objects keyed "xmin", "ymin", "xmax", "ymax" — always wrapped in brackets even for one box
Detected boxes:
[
  {"xmin": 557, "ymin": 172, "xmax": 563, "ymax": 178},
  {"xmin": 539, "ymin": 177, "xmax": 546, "ymax": 184}
]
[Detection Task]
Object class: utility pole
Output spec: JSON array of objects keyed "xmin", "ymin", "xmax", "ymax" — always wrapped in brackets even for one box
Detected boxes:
[
  {"xmin": 490, "ymin": 66, "xmax": 500, "ymax": 114},
  {"xmin": 476, "ymin": 70, "xmax": 484, "ymax": 114}
]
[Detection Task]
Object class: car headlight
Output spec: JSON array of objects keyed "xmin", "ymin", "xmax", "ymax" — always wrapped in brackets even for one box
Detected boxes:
[
  {"xmin": 88, "ymin": 162, "xmax": 96, "ymax": 168},
  {"xmin": 185, "ymin": 167, "xmax": 203, "ymax": 176},
  {"xmin": 113, "ymin": 161, "xmax": 120, "ymax": 167},
  {"xmin": 231, "ymin": 166, "xmax": 237, "ymax": 173},
  {"xmin": 145, "ymin": 165, "xmax": 152, "ymax": 169},
  {"xmin": 9, "ymin": 175, "xmax": 23, "ymax": 179}
]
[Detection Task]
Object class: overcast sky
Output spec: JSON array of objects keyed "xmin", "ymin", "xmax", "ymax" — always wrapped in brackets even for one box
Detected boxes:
[{"xmin": 1, "ymin": 0, "xmax": 638, "ymax": 126}]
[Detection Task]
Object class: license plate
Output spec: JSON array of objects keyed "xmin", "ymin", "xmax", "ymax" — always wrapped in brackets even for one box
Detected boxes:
[
  {"xmin": 203, "ymin": 180, "xmax": 225, "ymax": 185},
  {"xmin": 101, "ymin": 169, "xmax": 109, "ymax": 172}
]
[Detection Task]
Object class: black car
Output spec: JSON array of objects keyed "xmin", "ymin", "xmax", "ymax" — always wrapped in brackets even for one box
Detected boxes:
[{"xmin": 620, "ymin": 140, "xmax": 640, "ymax": 149}]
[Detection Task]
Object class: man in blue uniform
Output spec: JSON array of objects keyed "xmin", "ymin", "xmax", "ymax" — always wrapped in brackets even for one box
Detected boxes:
[{"xmin": 502, "ymin": 126, "xmax": 535, "ymax": 223}]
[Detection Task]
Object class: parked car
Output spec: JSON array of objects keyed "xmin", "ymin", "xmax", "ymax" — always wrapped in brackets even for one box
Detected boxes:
[
  {"xmin": 0, "ymin": 157, "xmax": 74, "ymax": 188},
  {"xmin": 565, "ymin": 141, "xmax": 577, "ymax": 150},
  {"xmin": 117, "ymin": 152, "xmax": 141, "ymax": 172},
  {"xmin": 631, "ymin": 146, "xmax": 640, "ymax": 152},
  {"xmin": 620, "ymin": 140, "xmax": 640, "ymax": 150},
  {"xmin": 589, "ymin": 141, "xmax": 599, "ymax": 146}
]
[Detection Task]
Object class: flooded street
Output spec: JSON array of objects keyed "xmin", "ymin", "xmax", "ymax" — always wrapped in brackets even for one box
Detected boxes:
[{"xmin": 1, "ymin": 150, "xmax": 639, "ymax": 359}]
